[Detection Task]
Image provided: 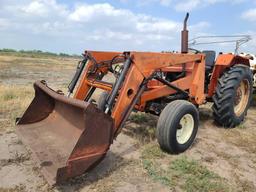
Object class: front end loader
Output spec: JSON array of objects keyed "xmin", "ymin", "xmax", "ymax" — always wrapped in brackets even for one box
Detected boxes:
[{"xmin": 16, "ymin": 13, "xmax": 253, "ymax": 184}]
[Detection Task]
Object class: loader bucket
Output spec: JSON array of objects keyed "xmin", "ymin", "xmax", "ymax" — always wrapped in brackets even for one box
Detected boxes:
[{"xmin": 16, "ymin": 81, "xmax": 114, "ymax": 185}]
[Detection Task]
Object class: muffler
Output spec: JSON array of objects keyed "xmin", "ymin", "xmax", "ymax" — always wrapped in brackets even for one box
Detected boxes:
[{"xmin": 16, "ymin": 81, "xmax": 114, "ymax": 185}]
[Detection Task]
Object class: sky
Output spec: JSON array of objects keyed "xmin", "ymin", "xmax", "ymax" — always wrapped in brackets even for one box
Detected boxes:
[{"xmin": 0, "ymin": 0, "xmax": 256, "ymax": 54}]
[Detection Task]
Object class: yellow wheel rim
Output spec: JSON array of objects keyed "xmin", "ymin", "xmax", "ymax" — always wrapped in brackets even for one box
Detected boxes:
[
  {"xmin": 234, "ymin": 79, "xmax": 250, "ymax": 116},
  {"xmin": 176, "ymin": 114, "xmax": 194, "ymax": 144}
]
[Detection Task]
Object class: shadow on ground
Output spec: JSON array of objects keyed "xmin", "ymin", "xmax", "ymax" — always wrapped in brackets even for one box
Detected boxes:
[
  {"xmin": 124, "ymin": 112, "xmax": 158, "ymax": 143},
  {"xmin": 56, "ymin": 152, "xmax": 126, "ymax": 192}
]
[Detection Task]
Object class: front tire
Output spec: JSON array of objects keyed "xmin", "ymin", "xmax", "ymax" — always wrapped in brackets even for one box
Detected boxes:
[
  {"xmin": 97, "ymin": 91, "xmax": 109, "ymax": 111},
  {"xmin": 212, "ymin": 65, "xmax": 253, "ymax": 128},
  {"xmin": 156, "ymin": 100, "xmax": 199, "ymax": 154}
]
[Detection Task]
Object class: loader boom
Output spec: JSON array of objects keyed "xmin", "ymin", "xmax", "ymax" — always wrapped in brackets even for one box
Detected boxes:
[{"xmin": 73, "ymin": 51, "xmax": 206, "ymax": 135}]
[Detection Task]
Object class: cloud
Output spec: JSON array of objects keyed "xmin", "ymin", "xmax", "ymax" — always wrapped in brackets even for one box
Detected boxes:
[
  {"xmin": 136, "ymin": 20, "xmax": 179, "ymax": 33},
  {"xmin": 0, "ymin": 0, "xmax": 210, "ymax": 53},
  {"xmin": 0, "ymin": 18, "xmax": 10, "ymax": 29},
  {"xmin": 242, "ymin": 8, "xmax": 256, "ymax": 21},
  {"xmin": 21, "ymin": 1, "xmax": 49, "ymax": 16},
  {"xmin": 174, "ymin": 0, "xmax": 246, "ymax": 12},
  {"xmin": 20, "ymin": 0, "xmax": 68, "ymax": 17},
  {"xmin": 160, "ymin": 0, "xmax": 172, "ymax": 6},
  {"xmin": 69, "ymin": 3, "xmax": 134, "ymax": 22},
  {"xmin": 120, "ymin": 0, "xmax": 246, "ymax": 9},
  {"xmin": 120, "ymin": 0, "xmax": 172, "ymax": 7},
  {"xmin": 175, "ymin": 0, "xmax": 200, "ymax": 12}
]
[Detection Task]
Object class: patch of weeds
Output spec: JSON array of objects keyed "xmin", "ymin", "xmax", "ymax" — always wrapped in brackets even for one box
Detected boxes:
[
  {"xmin": 237, "ymin": 122, "xmax": 246, "ymax": 129},
  {"xmin": 141, "ymin": 144, "xmax": 230, "ymax": 192},
  {"xmin": 142, "ymin": 159, "xmax": 172, "ymax": 186},
  {"xmin": 170, "ymin": 156, "xmax": 217, "ymax": 177},
  {"xmin": 125, "ymin": 113, "xmax": 157, "ymax": 143},
  {"xmin": 123, "ymin": 125, "xmax": 156, "ymax": 143},
  {"xmin": 141, "ymin": 144, "xmax": 172, "ymax": 187},
  {"xmin": 129, "ymin": 112, "xmax": 157, "ymax": 127},
  {"xmin": 184, "ymin": 177, "xmax": 227, "ymax": 192},
  {"xmin": 129, "ymin": 113, "xmax": 148, "ymax": 124},
  {"xmin": 141, "ymin": 144, "xmax": 165, "ymax": 159},
  {"xmin": 2, "ymin": 92, "xmax": 18, "ymax": 101},
  {"xmin": 170, "ymin": 156, "xmax": 228, "ymax": 192}
]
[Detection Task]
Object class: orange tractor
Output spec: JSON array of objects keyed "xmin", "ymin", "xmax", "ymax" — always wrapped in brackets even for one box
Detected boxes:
[{"xmin": 16, "ymin": 13, "xmax": 253, "ymax": 184}]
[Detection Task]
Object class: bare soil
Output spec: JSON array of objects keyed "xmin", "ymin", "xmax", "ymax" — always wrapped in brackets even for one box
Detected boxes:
[{"xmin": 0, "ymin": 53, "xmax": 256, "ymax": 192}]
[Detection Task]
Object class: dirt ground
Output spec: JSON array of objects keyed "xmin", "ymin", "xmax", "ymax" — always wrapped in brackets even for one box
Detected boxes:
[{"xmin": 0, "ymin": 53, "xmax": 256, "ymax": 192}]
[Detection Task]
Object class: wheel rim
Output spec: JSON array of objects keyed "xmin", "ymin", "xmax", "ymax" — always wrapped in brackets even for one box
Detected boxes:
[
  {"xmin": 234, "ymin": 79, "xmax": 250, "ymax": 117},
  {"xmin": 176, "ymin": 114, "xmax": 194, "ymax": 144}
]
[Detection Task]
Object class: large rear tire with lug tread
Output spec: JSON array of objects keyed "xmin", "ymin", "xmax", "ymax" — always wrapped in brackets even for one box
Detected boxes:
[
  {"xmin": 212, "ymin": 65, "xmax": 253, "ymax": 128},
  {"xmin": 156, "ymin": 100, "xmax": 199, "ymax": 154}
]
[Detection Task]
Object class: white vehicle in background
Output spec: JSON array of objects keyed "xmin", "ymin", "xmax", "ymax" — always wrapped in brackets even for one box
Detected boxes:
[{"xmin": 239, "ymin": 52, "xmax": 256, "ymax": 87}]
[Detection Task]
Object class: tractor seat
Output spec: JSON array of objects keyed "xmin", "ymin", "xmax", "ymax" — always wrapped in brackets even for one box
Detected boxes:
[{"xmin": 202, "ymin": 50, "xmax": 216, "ymax": 72}]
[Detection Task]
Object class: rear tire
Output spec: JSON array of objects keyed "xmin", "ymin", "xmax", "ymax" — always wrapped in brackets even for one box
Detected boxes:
[
  {"xmin": 212, "ymin": 65, "xmax": 253, "ymax": 128},
  {"xmin": 156, "ymin": 100, "xmax": 199, "ymax": 154}
]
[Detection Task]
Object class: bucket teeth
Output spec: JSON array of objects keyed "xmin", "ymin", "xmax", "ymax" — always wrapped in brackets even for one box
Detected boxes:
[{"xmin": 16, "ymin": 81, "xmax": 114, "ymax": 185}]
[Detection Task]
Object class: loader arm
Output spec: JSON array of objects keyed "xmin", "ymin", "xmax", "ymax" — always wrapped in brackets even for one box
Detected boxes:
[
  {"xmin": 74, "ymin": 51, "xmax": 123, "ymax": 100},
  {"xmin": 74, "ymin": 51, "xmax": 206, "ymax": 135}
]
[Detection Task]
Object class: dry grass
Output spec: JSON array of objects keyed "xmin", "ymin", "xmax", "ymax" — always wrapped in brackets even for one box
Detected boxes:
[
  {"xmin": 0, "ymin": 85, "xmax": 33, "ymax": 132},
  {"xmin": 0, "ymin": 53, "xmax": 82, "ymax": 127},
  {"xmin": 0, "ymin": 54, "xmax": 78, "ymax": 68},
  {"xmin": 0, "ymin": 54, "xmax": 79, "ymax": 89},
  {"xmin": 222, "ymin": 128, "xmax": 256, "ymax": 154},
  {"xmin": 0, "ymin": 185, "xmax": 26, "ymax": 192}
]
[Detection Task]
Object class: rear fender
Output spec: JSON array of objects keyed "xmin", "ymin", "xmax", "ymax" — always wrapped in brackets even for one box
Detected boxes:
[{"xmin": 208, "ymin": 54, "xmax": 250, "ymax": 97}]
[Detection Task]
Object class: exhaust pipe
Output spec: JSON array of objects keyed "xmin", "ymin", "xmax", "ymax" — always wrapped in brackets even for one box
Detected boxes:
[
  {"xmin": 181, "ymin": 13, "xmax": 189, "ymax": 53},
  {"xmin": 176, "ymin": 13, "xmax": 189, "ymax": 80}
]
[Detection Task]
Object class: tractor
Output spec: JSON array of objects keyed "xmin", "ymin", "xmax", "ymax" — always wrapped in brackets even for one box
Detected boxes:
[{"xmin": 16, "ymin": 13, "xmax": 253, "ymax": 184}]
